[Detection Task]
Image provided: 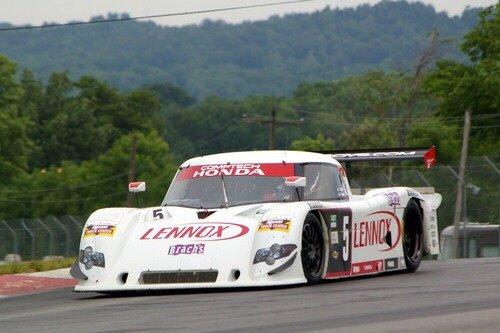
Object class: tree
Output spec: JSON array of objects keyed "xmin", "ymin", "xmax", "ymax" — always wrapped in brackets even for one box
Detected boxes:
[
  {"xmin": 145, "ymin": 82, "xmax": 196, "ymax": 107},
  {"xmin": 0, "ymin": 55, "xmax": 30, "ymax": 183},
  {"xmin": 290, "ymin": 71, "xmax": 436, "ymax": 149},
  {"xmin": 0, "ymin": 131, "xmax": 177, "ymax": 219},
  {"xmin": 290, "ymin": 134, "xmax": 333, "ymax": 151},
  {"xmin": 405, "ymin": 119, "xmax": 460, "ymax": 163},
  {"xmin": 18, "ymin": 72, "xmax": 168, "ymax": 168},
  {"xmin": 424, "ymin": 4, "xmax": 499, "ymax": 153}
]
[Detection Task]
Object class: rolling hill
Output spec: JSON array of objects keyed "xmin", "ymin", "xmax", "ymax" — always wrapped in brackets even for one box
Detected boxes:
[{"xmin": 0, "ymin": 1, "xmax": 481, "ymax": 98}]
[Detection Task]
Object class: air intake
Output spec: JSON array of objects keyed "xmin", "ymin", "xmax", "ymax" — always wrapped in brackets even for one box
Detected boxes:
[
  {"xmin": 197, "ymin": 210, "xmax": 215, "ymax": 219},
  {"xmin": 139, "ymin": 270, "xmax": 218, "ymax": 284}
]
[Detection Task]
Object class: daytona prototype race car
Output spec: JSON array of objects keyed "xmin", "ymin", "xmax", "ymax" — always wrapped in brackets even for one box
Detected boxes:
[{"xmin": 71, "ymin": 148, "xmax": 441, "ymax": 292}]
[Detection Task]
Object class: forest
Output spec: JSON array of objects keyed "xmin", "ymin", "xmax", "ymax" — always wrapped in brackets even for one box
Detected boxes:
[
  {"xmin": 0, "ymin": 3, "xmax": 498, "ymax": 235},
  {"xmin": 0, "ymin": 1, "xmax": 482, "ymax": 98}
]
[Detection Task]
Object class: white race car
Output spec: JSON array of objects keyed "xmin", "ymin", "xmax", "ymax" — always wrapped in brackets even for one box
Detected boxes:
[{"xmin": 71, "ymin": 148, "xmax": 441, "ymax": 292}]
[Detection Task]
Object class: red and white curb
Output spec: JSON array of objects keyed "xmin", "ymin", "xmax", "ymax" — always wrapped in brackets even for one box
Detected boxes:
[{"xmin": 0, "ymin": 268, "xmax": 76, "ymax": 298}]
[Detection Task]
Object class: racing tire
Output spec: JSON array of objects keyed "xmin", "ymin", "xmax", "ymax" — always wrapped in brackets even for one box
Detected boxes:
[
  {"xmin": 402, "ymin": 200, "xmax": 424, "ymax": 273},
  {"xmin": 301, "ymin": 213, "xmax": 325, "ymax": 283}
]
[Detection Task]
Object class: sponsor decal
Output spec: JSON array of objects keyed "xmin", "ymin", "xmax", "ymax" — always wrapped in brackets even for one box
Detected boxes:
[
  {"xmin": 398, "ymin": 257, "xmax": 406, "ymax": 269},
  {"xmin": 308, "ymin": 201, "xmax": 325, "ymax": 209},
  {"xmin": 384, "ymin": 257, "xmax": 399, "ymax": 270},
  {"xmin": 351, "ymin": 260, "xmax": 383, "ymax": 275},
  {"xmin": 383, "ymin": 192, "xmax": 400, "ymax": 207},
  {"xmin": 406, "ymin": 189, "xmax": 421, "ymax": 198},
  {"xmin": 83, "ymin": 224, "xmax": 116, "ymax": 238},
  {"xmin": 337, "ymin": 186, "xmax": 348, "ymax": 197},
  {"xmin": 333, "ymin": 151, "xmax": 418, "ymax": 159},
  {"xmin": 331, "ymin": 250, "xmax": 339, "ymax": 259},
  {"xmin": 257, "ymin": 219, "xmax": 291, "ymax": 233},
  {"xmin": 168, "ymin": 243, "xmax": 205, "ymax": 256},
  {"xmin": 325, "ymin": 271, "xmax": 350, "ymax": 278},
  {"xmin": 139, "ymin": 222, "xmax": 248, "ymax": 241},
  {"xmin": 330, "ymin": 214, "xmax": 338, "ymax": 228},
  {"xmin": 353, "ymin": 211, "xmax": 402, "ymax": 251},
  {"xmin": 179, "ymin": 163, "xmax": 294, "ymax": 179},
  {"xmin": 330, "ymin": 231, "xmax": 339, "ymax": 244},
  {"xmin": 79, "ymin": 246, "xmax": 105, "ymax": 270}
]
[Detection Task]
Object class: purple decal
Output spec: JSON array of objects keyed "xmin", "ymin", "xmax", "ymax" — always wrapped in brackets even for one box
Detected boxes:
[
  {"xmin": 168, "ymin": 243, "xmax": 205, "ymax": 256},
  {"xmin": 383, "ymin": 192, "xmax": 400, "ymax": 207}
]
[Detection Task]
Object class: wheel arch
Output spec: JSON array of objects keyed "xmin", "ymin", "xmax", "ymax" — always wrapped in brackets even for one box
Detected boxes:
[
  {"xmin": 306, "ymin": 209, "xmax": 330, "ymax": 279},
  {"xmin": 405, "ymin": 198, "xmax": 425, "ymax": 253},
  {"xmin": 410, "ymin": 198, "xmax": 424, "ymax": 219}
]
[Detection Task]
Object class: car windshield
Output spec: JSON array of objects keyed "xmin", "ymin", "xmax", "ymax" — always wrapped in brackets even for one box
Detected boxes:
[
  {"xmin": 162, "ymin": 162, "xmax": 347, "ymax": 209},
  {"xmin": 162, "ymin": 163, "xmax": 297, "ymax": 209}
]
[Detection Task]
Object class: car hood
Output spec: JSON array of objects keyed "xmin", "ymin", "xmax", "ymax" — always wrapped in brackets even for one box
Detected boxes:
[{"xmin": 78, "ymin": 203, "xmax": 301, "ymax": 285}]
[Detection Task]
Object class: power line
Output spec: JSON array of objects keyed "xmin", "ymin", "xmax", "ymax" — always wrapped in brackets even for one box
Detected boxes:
[
  {"xmin": 170, "ymin": 119, "xmax": 240, "ymax": 155},
  {"xmin": 280, "ymin": 105, "xmax": 500, "ymax": 122},
  {"xmin": 0, "ymin": 0, "xmax": 317, "ymax": 32},
  {"xmin": 0, "ymin": 191, "xmax": 128, "ymax": 203},
  {"xmin": 2, "ymin": 120, "xmax": 242, "ymax": 197},
  {"xmin": 243, "ymin": 107, "xmax": 304, "ymax": 149},
  {"xmin": 1, "ymin": 172, "xmax": 129, "ymax": 195},
  {"xmin": 301, "ymin": 117, "xmax": 500, "ymax": 130},
  {"xmin": 197, "ymin": 122, "xmax": 243, "ymax": 150}
]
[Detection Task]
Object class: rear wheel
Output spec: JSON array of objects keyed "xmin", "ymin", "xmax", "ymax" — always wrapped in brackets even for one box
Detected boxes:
[
  {"xmin": 301, "ymin": 213, "xmax": 325, "ymax": 283},
  {"xmin": 403, "ymin": 200, "xmax": 424, "ymax": 272}
]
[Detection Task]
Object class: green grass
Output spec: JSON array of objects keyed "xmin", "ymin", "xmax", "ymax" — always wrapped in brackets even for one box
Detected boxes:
[{"xmin": 0, "ymin": 257, "xmax": 75, "ymax": 275}]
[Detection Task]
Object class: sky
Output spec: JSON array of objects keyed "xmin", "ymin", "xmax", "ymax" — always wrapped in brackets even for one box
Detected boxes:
[{"xmin": 0, "ymin": 0, "xmax": 497, "ymax": 27}]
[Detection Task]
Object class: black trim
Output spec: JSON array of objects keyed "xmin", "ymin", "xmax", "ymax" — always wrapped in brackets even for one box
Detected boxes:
[
  {"xmin": 69, "ymin": 260, "xmax": 88, "ymax": 280},
  {"xmin": 268, "ymin": 252, "xmax": 298, "ymax": 275}
]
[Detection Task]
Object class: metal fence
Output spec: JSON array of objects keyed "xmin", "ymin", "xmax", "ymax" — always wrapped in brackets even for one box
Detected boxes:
[{"xmin": 0, "ymin": 215, "xmax": 85, "ymax": 261}]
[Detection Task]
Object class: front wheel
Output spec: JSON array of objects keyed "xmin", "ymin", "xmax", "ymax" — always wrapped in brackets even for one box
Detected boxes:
[
  {"xmin": 301, "ymin": 213, "xmax": 325, "ymax": 283},
  {"xmin": 402, "ymin": 200, "xmax": 424, "ymax": 272}
]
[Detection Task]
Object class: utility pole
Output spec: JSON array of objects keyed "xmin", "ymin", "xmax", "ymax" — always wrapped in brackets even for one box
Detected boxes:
[
  {"xmin": 452, "ymin": 109, "xmax": 471, "ymax": 258},
  {"xmin": 126, "ymin": 134, "xmax": 138, "ymax": 207},
  {"xmin": 269, "ymin": 108, "xmax": 276, "ymax": 150},
  {"xmin": 242, "ymin": 106, "xmax": 304, "ymax": 150}
]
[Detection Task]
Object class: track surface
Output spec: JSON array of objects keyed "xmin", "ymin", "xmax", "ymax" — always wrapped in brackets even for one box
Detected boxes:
[{"xmin": 0, "ymin": 258, "xmax": 499, "ymax": 333}]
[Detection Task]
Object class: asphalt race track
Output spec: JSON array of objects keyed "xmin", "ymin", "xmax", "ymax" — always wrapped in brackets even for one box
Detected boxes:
[{"xmin": 0, "ymin": 258, "xmax": 499, "ymax": 333}]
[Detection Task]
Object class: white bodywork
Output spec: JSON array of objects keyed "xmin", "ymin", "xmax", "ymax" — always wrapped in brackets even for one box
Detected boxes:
[{"xmin": 74, "ymin": 151, "xmax": 441, "ymax": 292}]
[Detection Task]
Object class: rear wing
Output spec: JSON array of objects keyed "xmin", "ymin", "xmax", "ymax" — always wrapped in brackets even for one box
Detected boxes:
[{"xmin": 317, "ymin": 146, "xmax": 436, "ymax": 169}]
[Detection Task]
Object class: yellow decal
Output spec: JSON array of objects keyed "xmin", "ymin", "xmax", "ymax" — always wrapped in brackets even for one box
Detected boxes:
[
  {"xmin": 258, "ymin": 219, "xmax": 291, "ymax": 233},
  {"xmin": 83, "ymin": 225, "xmax": 116, "ymax": 238}
]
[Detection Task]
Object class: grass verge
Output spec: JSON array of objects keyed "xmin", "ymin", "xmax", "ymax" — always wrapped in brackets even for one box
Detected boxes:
[{"xmin": 0, "ymin": 257, "xmax": 75, "ymax": 275}]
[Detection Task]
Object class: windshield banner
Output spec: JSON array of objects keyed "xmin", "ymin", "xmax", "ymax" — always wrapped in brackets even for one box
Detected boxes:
[{"xmin": 179, "ymin": 163, "xmax": 294, "ymax": 179}]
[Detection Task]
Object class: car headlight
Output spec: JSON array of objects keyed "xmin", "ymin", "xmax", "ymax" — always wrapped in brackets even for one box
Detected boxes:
[
  {"xmin": 253, "ymin": 244, "xmax": 297, "ymax": 265},
  {"xmin": 79, "ymin": 246, "xmax": 105, "ymax": 270}
]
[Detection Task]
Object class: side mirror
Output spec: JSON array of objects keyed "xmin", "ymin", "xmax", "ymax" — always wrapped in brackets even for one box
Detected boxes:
[
  {"xmin": 284, "ymin": 176, "xmax": 306, "ymax": 188},
  {"xmin": 129, "ymin": 181, "xmax": 146, "ymax": 193}
]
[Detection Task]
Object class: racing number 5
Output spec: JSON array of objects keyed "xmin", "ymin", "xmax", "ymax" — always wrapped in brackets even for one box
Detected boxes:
[
  {"xmin": 152, "ymin": 209, "xmax": 164, "ymax": 220},
  {"xmin": 342, "ymin": 216, "xmax": 349, "ymax": 261}
]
